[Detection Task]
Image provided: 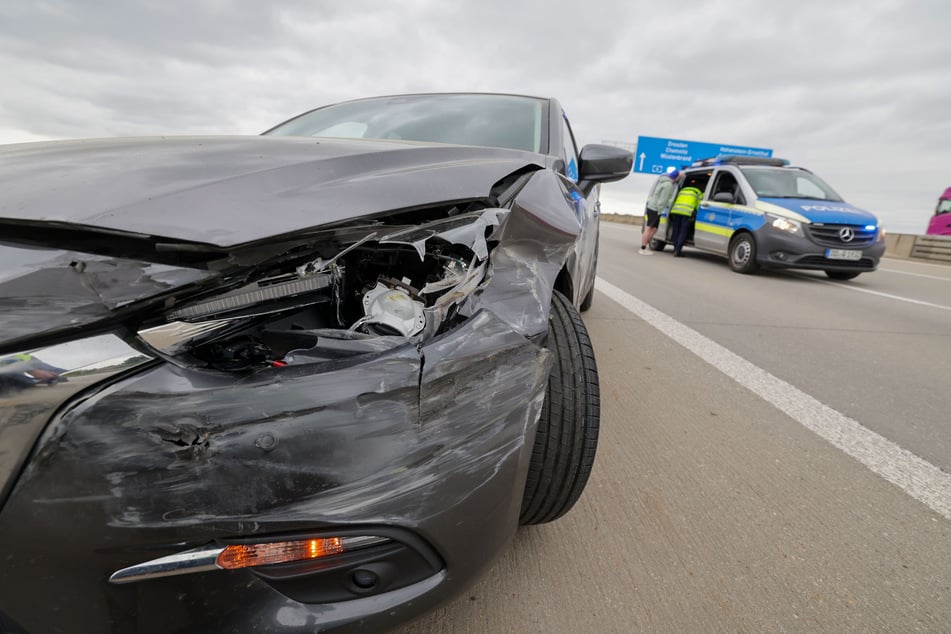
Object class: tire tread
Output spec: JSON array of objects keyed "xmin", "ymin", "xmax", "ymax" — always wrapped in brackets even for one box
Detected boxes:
[{"xmin": 519, "ymin": 291, "xmax": 600, "ymax": 525}]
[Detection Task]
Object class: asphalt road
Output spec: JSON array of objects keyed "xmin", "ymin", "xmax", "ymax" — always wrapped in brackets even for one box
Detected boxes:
[{"xmin": 397, "ymin": 223, "xmax": 951, "ymax": 633}]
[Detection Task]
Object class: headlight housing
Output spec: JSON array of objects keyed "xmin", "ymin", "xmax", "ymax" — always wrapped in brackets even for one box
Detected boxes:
[
  {"xmin": 137, "ymin": 210, "xmax": 501, "ymax": 371},
  {"xmin": 767, "ymin": 214, "xmax": 802, "ymax": 235}
]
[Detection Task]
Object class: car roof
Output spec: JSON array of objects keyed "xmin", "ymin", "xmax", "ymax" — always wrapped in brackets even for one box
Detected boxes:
[{"xmin": 319, "ymin": 92, "xmax": 551, "ymax": 105}]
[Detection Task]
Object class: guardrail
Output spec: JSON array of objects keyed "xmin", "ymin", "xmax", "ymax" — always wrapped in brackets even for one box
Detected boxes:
[{"xmin": 885, "ymin": 234, "xmax": 951, "ymax": 264}]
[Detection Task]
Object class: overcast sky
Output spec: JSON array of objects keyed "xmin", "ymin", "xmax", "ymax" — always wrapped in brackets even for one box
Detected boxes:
[{"xmin": 1, "ymin": 0, "xmax": 948, "ymax": 233}]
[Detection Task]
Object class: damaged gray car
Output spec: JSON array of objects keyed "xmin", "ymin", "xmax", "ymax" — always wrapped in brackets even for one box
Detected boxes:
[{"xmin": 0, "ymin": 93, "xmax": 632, "ymax": 633}]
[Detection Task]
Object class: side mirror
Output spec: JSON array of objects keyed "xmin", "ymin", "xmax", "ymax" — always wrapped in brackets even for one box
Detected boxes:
[
  {"xmin": 578, "ymin": 144, "xmax": 633, "ymax": 184},
  {"xmin": 712, "ymin": 191, "xmax": 735, "ymax": 204}
]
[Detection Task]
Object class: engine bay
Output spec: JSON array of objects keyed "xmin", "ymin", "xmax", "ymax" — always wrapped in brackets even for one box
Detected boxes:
[{"xmin": 140, "ymin": 209, "xmax": 504, "ymax": 371}]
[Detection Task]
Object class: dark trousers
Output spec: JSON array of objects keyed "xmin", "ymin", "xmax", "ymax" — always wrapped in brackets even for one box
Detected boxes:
[{"xmin": 670, "ymin": 213, "xmax": 692, "ymax": 254}]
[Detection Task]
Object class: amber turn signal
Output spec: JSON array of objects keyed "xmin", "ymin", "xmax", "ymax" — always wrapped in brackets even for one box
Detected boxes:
[{"xmin": 217, "ymin": 537, "xmax": 345, "ymax": 570}]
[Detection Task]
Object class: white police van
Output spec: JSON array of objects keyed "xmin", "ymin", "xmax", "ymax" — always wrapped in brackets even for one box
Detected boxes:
[{"xmin": 649, "ymin": 156, "xmax": 886, "ymax": 279}]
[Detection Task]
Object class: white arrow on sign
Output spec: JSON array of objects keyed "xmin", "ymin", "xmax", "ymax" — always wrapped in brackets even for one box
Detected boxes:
[{"xmin": 639, "ymin": 152, "xmax": 646, "ymax": 171}]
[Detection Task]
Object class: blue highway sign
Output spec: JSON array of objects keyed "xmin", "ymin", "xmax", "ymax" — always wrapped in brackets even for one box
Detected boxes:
[{"xmin": 634, "ymin": 136, "xmax": 773, "ymax": 174}]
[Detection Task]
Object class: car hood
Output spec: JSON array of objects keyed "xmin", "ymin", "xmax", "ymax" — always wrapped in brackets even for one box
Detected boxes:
[
  {"xmin": 756, "ymin": 197, "xmax": 879, "ymax": 226},
  {"xmin": 0, "ymin": 136, "xmax": 544, "ymax": 247}
]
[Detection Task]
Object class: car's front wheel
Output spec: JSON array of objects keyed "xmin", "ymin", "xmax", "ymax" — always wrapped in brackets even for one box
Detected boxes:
[
  {"xmin": 649, "ymin": 237, "xmax": 666, "ymax": 251},
  {"xmin": 519, "ymin": 290, "xmax": 599, "ymax": 525},
  {"xmin": 728, "ymin": 232, "xmax": 759, "ymax": 274}
]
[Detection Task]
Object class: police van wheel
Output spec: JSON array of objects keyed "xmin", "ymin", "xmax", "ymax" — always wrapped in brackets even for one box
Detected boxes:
[
  {"xmin": 649, "ymin": 238, "xmax": 666, "ymax": 251},
  {"xmin": 728, "ymin": 233, "xmax": 759, "ymax": 274},
  {"xmin": 519, "ymin": 290, "xmax": 599, "ymax": 525},
  {"xmin": 825, "ymin": 271, "xmax": 860, "ymax": 280}
]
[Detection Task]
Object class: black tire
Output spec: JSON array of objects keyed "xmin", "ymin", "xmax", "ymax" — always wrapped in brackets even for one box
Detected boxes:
[
  {"xmin": 825, "ymin": 271, "xmax": 861, "ymax": 280},
  {"xmin": 649, "ymin": 237, "xmax": 666, "ymax": 251},
  {"xmin": 728, "ymin": 232, "xmax": 759, "ymax": 274},
  {"xmin": 519, "ymin": 290, "xmax": 600, "ymax": 525}
]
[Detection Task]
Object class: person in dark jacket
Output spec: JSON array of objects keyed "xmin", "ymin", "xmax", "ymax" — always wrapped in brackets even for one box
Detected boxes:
[{"xmin": 640, "ymin": 169, "xmax": 679, "ymax": 255}]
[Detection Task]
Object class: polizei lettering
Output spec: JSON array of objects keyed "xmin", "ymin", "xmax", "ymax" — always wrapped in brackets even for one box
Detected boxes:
[{"xmin": 800, "ymin": 205, "xmax": 854, "ymax": 212}]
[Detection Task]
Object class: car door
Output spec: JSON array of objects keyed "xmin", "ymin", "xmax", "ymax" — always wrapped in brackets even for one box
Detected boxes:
[{"xmin": 695, "ymin": 168, "xmax": 743, "ymax": 255}]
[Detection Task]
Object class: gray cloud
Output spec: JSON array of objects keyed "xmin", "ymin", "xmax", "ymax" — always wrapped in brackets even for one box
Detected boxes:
[{"xmin": 1, "ymin": 0, "xmax": 949, "ymax": 232}]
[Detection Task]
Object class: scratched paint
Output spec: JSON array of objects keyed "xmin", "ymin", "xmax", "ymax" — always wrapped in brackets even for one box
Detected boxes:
[{"xmin": 0, "ymin": 129, "xmax": 598, "ymax": 633}]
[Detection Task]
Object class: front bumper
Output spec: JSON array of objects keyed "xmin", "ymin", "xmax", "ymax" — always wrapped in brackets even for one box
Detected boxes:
[
  {"xmin": 754, "ymin": 228, "xmax": 886, "ymax": 272},
  {"xmin": 0, "ymin": 310, "xmax": 549, "ymax": 633}
]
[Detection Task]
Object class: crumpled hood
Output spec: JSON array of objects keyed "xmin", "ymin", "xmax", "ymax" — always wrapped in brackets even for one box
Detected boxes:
[
  {"xmin": 0, "ymin": 136, "xmax": 543, "ymax": 246},
  {"xmin": 756, "ymin": 197, "xmax": 879, "ymax": 226}
]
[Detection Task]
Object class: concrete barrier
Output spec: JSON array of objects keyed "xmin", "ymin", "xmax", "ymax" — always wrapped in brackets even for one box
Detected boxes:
[
  {"xmin": 886, "ymin": 233, "xmax": 951, "ymax": 264},
  {"xmin": 909, "ymin": 235, "xmax": 951, "ymax": 263}
]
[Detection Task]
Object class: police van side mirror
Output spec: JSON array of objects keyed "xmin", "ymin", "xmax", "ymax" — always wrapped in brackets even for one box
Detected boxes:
[
  {"xmin": 577, "ymin": 144, "xmax": 634, "ymax": 184},
  {"xmin": 712, "ymin": 191, "xmax": 735, "ymax": 204}
]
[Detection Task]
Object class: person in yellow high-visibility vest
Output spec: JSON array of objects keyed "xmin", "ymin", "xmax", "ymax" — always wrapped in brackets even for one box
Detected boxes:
[{"xmin": 669, "ymin": 179, "xmax": 703, "ymax": 257}]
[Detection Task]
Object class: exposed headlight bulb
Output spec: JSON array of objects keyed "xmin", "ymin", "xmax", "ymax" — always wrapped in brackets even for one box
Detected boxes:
[{"xmin": 359, "ymin": 282, "xmax": 426, "ymax": 337}]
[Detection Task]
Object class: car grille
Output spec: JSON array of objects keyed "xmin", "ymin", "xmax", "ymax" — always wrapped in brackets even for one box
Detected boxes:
[
  {"xmin": 805, "ymin": 223, "xmax": 877, "ymax": 248},
  {"xmin": 797, "ymin": 255, "xmax": 875, "ymax": 268}
]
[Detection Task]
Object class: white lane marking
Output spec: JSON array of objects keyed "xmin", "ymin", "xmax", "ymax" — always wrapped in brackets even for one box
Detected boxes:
[
  {"xmin": 595, "ymin": 277, "xmax": 951, "ymax": 521},
  {"xmin": 802, "ymin": 276, "xmax": 951, "ymax": 311},
  {"xmin": 879, "ymin": 267, "xmax": 951, "ymax": 282},
  {"xmin": 883, "ymin": 255, "xmax": 951, "ymax": 272}
]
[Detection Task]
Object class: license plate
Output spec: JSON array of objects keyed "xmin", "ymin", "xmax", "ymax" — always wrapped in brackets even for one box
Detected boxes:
[{"xmin": 825, "ymin": 248, "xmax": 862, "ymax": 261}]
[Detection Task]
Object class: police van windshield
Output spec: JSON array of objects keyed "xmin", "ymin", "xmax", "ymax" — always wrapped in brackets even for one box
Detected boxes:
[{"xmin": 741, "ymin": 167, "xmax": 843, "ymax": 202}]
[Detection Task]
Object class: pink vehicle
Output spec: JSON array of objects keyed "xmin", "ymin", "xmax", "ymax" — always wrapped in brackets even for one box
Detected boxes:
[{"xmin": 926, "ymin": 187, "xmax": 951, "ymax": 235}]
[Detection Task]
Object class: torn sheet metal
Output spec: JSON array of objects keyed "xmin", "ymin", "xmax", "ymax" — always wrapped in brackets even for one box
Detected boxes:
[
  {"xmin": 0, "ymin": 309, "xmax": 547, "ymax": 631},
  {"xmin": 0, "ymin": 334, "xmax": 153, "ymax": 508},
  {"xmin": 379, "ymin": 209, "xmax": 503, "ymax": 261},
  {"xmin": 0, "ymin": 243, "xmax": 214, "ymax": 343},
  {"xmin": 461, "ymin": 170, "xmax": 580, "ymax": 336}
]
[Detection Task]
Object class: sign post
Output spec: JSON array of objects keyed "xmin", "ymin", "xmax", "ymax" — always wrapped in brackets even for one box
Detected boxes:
[{"xmin": 633, "ymin": 136, "xmax": 773, "ymax": 174}]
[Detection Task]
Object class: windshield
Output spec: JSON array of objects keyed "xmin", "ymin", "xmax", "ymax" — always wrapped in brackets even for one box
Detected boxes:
[
  {"xmin": 741, "ymin": 167, "xmax": 843, "ymax": 201},
  {"xmin": 264, "ymin": 94, "xmax": 547, "ymax": 154},
  {"xmin": 937, "ymin": 199, "xmax": 951, "ymax": 214}
]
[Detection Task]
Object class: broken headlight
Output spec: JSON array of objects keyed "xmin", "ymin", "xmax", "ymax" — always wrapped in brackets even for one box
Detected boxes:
[{"xmin": 138, "ymin": 210, "xmax": 501, "ymax": 371}]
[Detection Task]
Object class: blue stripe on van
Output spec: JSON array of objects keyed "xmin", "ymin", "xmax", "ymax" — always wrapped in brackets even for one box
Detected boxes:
[
  {"xmin": 729, "ymin": 208, "xmax": 766, "ymax": 232},
  {"xmin": 757, "ymin": 198, "xmax": 877, "ymax": 225}
]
